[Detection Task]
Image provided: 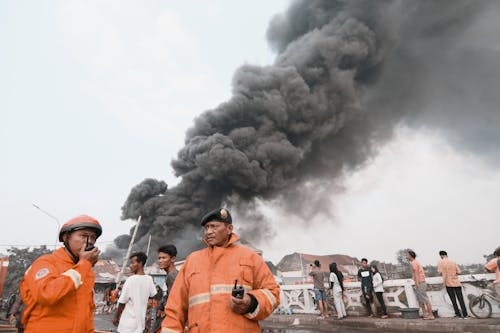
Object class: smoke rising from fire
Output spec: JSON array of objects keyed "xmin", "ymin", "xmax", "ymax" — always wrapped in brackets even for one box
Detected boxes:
[{"xmin": 114, "ymin": 0, "xmax": 500, "ymax": 259}]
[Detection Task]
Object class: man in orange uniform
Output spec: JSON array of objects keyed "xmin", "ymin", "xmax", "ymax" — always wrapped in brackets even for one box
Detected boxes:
[
  {"xmin": 161, "ymin": 208, "xmax": 280, "ymax": 333},
  {"xmin": 20, "ymin": 215, "xmax": 102, "ymax": 333},
  {"xmin": 437, "ymin": 250, "xmax": 468, "ymax": 318},
  {"xmin": 485, "ymin": 246, "xmax": 500, "ymax": 298}
]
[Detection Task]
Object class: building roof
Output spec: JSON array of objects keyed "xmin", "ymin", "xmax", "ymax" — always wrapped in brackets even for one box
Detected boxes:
[
  {"xmin": 93, "ymin": 259, "xmax": 131, "ymax": 284},
  {"xmin": 276, "ymin": 252, "xmax": 361, "ymax": 274}
]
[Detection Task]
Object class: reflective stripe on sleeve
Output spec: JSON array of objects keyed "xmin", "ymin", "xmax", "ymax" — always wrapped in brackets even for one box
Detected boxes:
[
  {"xmin": 62, "ymin": 269, "xmax": 82, "ymax": 289},
  {"xmin": 261, "ymin": 288, "xmax": 278, "ymax": 309}
]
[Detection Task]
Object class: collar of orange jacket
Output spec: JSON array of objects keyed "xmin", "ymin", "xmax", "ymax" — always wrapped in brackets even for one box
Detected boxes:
[
  {"xmin": 205, "ymin": 233, "xmax": 239, "ymax": 248},
  {"xmin": 54, "ymin": 247, "xmax": 76, "ymax": 264}
]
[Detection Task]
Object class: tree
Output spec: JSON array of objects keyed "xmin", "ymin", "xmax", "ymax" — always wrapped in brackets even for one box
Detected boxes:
[
  {"xmin": 395, "ymin": 248, "xmax": 413, "ymax": 279},
  {"xmin": 424, "ymin": 265, "xmax": 439, "ymax": 277},
  {"xmin": 395, "ymin": 248, "xmax": 412, "ymax": 266},
  {"xmin": 2, "ymin": 246, "xmax": 52, "ymax": 299},
  {"xmin": 483, "ymin": 253, "xmax": 495, "ymax": 263}
]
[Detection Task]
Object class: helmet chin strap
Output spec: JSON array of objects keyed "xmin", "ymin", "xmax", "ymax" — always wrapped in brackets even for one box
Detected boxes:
[{"xmin": 62, "ymin": 236, "xmax": 79, "ymax": 264}]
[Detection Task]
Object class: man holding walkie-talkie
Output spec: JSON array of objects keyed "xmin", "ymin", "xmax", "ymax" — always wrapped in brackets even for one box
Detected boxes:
[
  {"xmin": 20, "ymin": 215, "xmax": 102, "ymax": 333},
  {"xmin": 161, "ymin": 208, "xmax": 280, "ymax": 333}
]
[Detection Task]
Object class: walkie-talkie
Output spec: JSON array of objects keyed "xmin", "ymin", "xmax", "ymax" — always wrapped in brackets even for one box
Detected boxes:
[
  {"xmin": 232, "ymin": 279, "xmax": 245, "ymax": 299},
  {"xmin": 85, "ymin": 237, "xmax": 95, "ymax": 251}
]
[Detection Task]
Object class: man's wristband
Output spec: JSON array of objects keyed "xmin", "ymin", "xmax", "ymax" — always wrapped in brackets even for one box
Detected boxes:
[{"xmin": 244, "ymin": 293, "xmax": 258, "ymax": 314}]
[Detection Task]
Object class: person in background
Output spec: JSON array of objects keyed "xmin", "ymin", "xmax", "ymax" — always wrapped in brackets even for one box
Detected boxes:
[
  {"xmin": 484, "ymin": 246, "xmax": 500, "ymax": 298},
  {"xmin": 437, "ymin": 250, "xmax": 469, "ymax": 318},
  {"xmin": 309, "ymin": 260, "xmax": 329, "ymax": 319},
  {"xmin": 158, "ymin": 245, "xmax": 179, "ymax": 300},
  {"xmin": 329, "ymin": 262, "xmax": 346, "ymax": 320},
  {"xmin": 407, "ymin": 250, "xmax": 435, "ymax": 320},
  {"xmin": 145, "ymin": 285, "xmax": 163, "ymax": 333},
  {"xmin": 357, "ymin": 258, "xmax": 374, "ymax": 317},
  {"xmin": 152, "ymin": 244, "xmax": 178, "ymax": 333},
  {"xmin": 20, "ymin": 215, "xmax": 102, "ymax": 333},
  {"xmin": 8, "ymin": 290, "xmax": 25, "ymax": 333},
  {"xmin": 371, "ymin": 264, "xmax": 388, "ymax": 319},
  {"xmin": 103, "ymin": 287, "xmax": 111, "ymax": 306},
  {"xmin": 109, "ymin": 283, "xmax": 122, "ymax": 311},
  {"xmin": 113, "ymin": 252, "xmax": 157, "ymax": 333}
]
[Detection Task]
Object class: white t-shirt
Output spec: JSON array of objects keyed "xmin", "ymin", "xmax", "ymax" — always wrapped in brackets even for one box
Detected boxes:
[
  {"xmin": 117, "ymin": 274, "xmax": 157, "ymax": 333},
  {"xmin": 372, "ymin": 272, "xmax": 384, "ymax": 293},
  {"xmin": 329, "ymin": 272, "xmax": 342, "ymax": 293}
]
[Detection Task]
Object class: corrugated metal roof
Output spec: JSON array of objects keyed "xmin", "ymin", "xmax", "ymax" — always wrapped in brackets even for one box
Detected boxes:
[{"xmin": 93, "ymin": 259, "xmax": 131, "ymax": 284}]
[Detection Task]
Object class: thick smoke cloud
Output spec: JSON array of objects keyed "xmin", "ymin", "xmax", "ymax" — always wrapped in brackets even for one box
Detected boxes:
[{"xmin": 115, "ymin": 0, "xmax": 500, "ymax": 259}]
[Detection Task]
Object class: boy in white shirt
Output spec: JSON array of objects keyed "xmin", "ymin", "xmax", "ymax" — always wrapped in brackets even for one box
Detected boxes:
[{"xmin": 113, "ymin": 252, "xmax": 157, "ymax": 333}]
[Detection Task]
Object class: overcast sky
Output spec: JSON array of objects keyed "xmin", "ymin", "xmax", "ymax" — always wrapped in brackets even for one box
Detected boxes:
[{"xmin": 1, "ymin": 1, "xmax": 498, "ymax": 267}]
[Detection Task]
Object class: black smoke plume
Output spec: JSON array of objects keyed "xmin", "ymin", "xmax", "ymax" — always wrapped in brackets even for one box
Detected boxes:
[{"xmin": 114, "ymin": 0, "xmax": 500, "ymax": 259}]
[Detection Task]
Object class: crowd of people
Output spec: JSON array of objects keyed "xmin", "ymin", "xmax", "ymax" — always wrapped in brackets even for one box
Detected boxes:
[
  {"xmin": 308, "ymin": 247, "xmax": 500, "ymax": 321},
  {"xmin": 4, "ymin": 210, "xmax": 499, "ymax": 332},
  {"xmin": 12, "ymin": 208, "xmax": 280, "ymax": 333}
]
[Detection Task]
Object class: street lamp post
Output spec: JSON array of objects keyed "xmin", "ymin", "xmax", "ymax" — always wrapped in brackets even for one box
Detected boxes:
[{"xmin": 32, "ymin": 203, "xmax": 61, "ymax": 249}]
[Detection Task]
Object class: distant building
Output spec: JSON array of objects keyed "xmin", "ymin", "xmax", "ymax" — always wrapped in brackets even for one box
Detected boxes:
[
  {"xmin": 92, "ymin": 259, "xmax": 132, "ymax": 303},
  {"xmin": 93, "ymin": 259, "xmax": 131, "ymax": 284},
  {"xmin": 0, "ymin": 257, "xmax": 9, "ymax": 299},
  {"xmin": 276, "ymin": 252, "xmax": 361, "ymax": 284}
]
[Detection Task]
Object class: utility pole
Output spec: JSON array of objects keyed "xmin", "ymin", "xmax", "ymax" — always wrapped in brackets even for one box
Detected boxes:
[
  {"xmin": 146, "ymin": 234, "xmax": 152, "ymax": 257},
  {"xmin": 116, "ymin": 216, "xmax": 142, "ymax": 284}
]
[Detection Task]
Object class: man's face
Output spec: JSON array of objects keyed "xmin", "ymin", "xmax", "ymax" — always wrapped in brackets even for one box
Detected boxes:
[
  {"xmin": 129, "ymin": 256, "xmax": 141, "ymax": 274},
  {"xmin": 204, "ymin": 221, "xmax": 233, "ymax": 247},
  {"xmin": 64, "ymin": 228, "xmax": 97, "ymax": 256},
  {"xmin": 406, "ymin": 254, "xmax": 412, "ymax": 261},
  {"xmin": 361, "ymin": 261, "xmax": 368, "ymax": 269},
  {"xmin": 157, "ymin": 252, "xmax": 175, "ymax": 270}
]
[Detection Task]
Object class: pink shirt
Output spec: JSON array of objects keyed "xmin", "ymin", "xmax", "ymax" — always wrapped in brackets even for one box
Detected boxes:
[
  {"xmin": 485, "ymin": 258, "xmax": 500, "ymax": 284},
  {"xmin": 411, "ymin": 259, "xmax": 426, "ymax": 283},
  {"xmin": 438, "ymin": 258, "xmax": 461, "ymax": 287}
]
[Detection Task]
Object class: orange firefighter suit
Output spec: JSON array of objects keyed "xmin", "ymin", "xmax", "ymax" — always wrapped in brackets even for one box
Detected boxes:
[
  {"xmin": 161, "ymin": 233, "xmax": 280, "ymax": 333},
  {"xmin": 20, "ymin": 247, "xmax": 96, "ymax": 333}
]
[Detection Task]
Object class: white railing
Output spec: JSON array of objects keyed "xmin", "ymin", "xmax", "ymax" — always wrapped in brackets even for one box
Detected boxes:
[{"xmin": 278, "ymin": 273, "xmax": 499, "ymax": 318}]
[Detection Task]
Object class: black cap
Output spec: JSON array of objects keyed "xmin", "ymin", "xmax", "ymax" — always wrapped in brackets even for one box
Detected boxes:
[{"xmin": 200, "ymin": 208, "xmax": 232, "ymax": 226}]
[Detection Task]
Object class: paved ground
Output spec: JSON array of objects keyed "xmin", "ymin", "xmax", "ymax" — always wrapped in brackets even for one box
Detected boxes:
[
  {"xmin": 94, "ymin": 313, "xmax": 500, "ymax": 333},
  {"xmin": 262, "ymin": 314, "xmax": 500, "ymax": 333},
  {"xmin": 2, "ymin": 312, "xmax": 500, "ymax": 332},
  {"xmin": 94, "ymin": 313, "xmax": 116, "ymax": 332}
]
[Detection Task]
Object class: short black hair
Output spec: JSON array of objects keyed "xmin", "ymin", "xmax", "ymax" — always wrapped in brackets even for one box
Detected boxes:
[
  {"xmin": 130, "ymin": 251, "xmax": 147, "ymax": 266},
  {"xmin": 361, "ymin": 258, "xmax": 368, "ymax": 263},
  {"xmin": 158, "ymin": 244, "xmax": 177, "ymax": 257},
  {"xmin": 439, "ymin": 250, "xmax": 447, "ymax": 256},
  {"xmin": 494, "ymin": 246, "xmax": 500, "ymax": 257},
  {"xmin": 314, "ymin": 260, "xmax": 320, "ymax": 267},
  {"xmin": 408, "ymin": 250, "xmax": 416, "ymax": 259}
]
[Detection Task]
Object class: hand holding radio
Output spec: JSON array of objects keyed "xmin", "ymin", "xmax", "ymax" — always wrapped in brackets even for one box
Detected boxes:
[
  {"xmin": 232, "ymin": 279, "xmax": 245, "ymax": 299},
  {"xmin": 230, "ymin": 279, "xmax": 252, "ymax": 314},
  {"xmin": 79, "ymin": 238, "xmax": 99, "ymax": 266},
  {"xmin": 85, "ymin": 237, "xmax": 95, "ymax": 251}
]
